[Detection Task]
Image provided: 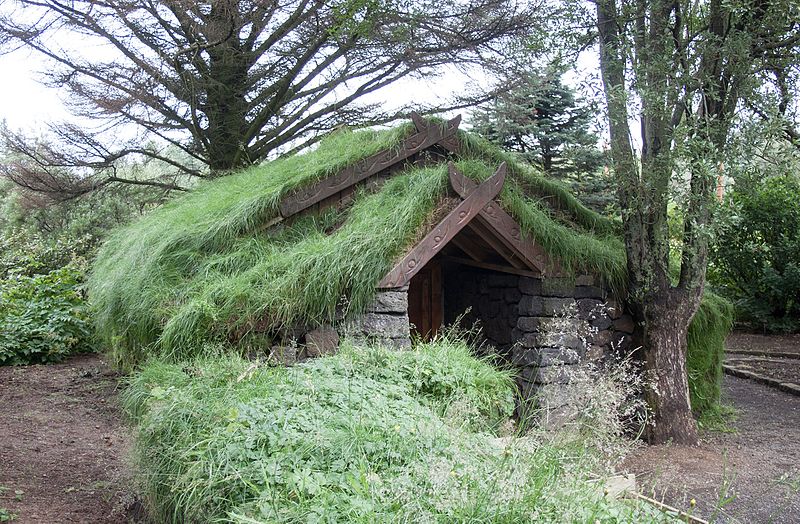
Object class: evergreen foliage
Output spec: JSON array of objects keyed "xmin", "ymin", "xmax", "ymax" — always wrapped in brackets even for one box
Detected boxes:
[
  {"xmin": 470, "ymin": 72, "xmax": 615, "ymax": 213},
  {"xmin": 711, "ymin": 174, "xmax": 800, "ymax": 333}
]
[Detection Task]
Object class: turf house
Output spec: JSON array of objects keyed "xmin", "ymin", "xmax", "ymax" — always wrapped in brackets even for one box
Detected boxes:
[{"xmin": 90, "ymin": 114, "xmax": 731, "ymax": 414}]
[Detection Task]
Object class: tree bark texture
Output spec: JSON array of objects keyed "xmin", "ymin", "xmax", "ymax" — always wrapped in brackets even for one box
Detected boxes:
[{"xmin": 640, "ymin": 297, "xmax": 698, "ymax": 444}]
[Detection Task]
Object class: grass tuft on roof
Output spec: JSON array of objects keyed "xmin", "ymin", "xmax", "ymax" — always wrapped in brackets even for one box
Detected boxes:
[{"xmin": 87, "ymin": 118, "xmax": 723, "ymax": 377}]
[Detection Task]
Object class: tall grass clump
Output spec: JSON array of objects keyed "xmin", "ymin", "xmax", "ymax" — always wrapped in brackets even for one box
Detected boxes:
[
  {"xmin": 687, "ymin": 292, "xmax": 735, "ymax": 418},
  {"xmin": 123, "ymin": 338, "xmax": 675, "ymax": 523},
  {"xmin": 91, "ymin": 160, "xmax": 448, "ymax": 368}
]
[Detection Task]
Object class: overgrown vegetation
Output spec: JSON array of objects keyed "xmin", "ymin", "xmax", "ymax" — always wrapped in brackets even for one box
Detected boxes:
[
  {"xmin": 710, "ymin": 174, "xmax": 800, "ymax": 333},
  {"xmin": 123, "ymin": 338, "xmax": 672, "ymax": 523},
  {"xmin": 0, "ymin": 264, "xmax": 92, "ymax": 365},
  {"xmin": 89, "ymin": 121, "xmax": 628, "ymax": 369},
  {"xmin": 0, "ymin": 176, "xmax": 165, "ymax": 365},
  {"xmin": 87, "ymin": 119, "xmax": 732, "ymax": 419},
  {"xmin": 686, "ymin": 292, "xmax": 735, "ymax": 417},
  {"xmin": 0, "ymin": 229, "xmax": 94, "ymax": 365}
]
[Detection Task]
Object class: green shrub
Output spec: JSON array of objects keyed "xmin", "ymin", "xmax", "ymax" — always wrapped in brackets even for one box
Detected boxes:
[
  {"xmin": 710, "ymin": 174, "xmax": 800, "ymax": 333},
  {"xmin": 0, "ymin": 265, "xmax": 93, "ymax": 365},
  {"xmin": 0, "ymin": 228, "xmax": 92, "ymax": 279},
  {"xmin": 123, "ymin": 339, "xmax": 671, "ymax": 523}
]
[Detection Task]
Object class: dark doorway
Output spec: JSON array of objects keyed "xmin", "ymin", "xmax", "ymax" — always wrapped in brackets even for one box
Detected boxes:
[{"xmin": 408, "ymin": 259, "xmax": 443, "ymax": 340}]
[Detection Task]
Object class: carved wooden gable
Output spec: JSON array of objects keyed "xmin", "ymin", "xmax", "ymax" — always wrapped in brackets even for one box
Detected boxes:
[
  {"xmin": 277, "ymin": 113, "xmax": 462, "ymax": 220},
  {"xmin": 379, "ymin": 163, "xmax": 562, "ymax": 289},
  {"xmin": 273, "ymin": 113, "xmax": 562, "ymax": 290}
]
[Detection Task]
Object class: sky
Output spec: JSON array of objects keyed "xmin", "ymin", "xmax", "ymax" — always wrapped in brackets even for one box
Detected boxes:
[
  {"xmin": 0, "ymin": 49, "xmax": 70, "ymax": 131},
  {"xmin": 0, "ymin": 21, "xmax": 605, "ymax": 145},
  {"xmin": 0, "ymin": 55, "xmax": 489, "ymax": 134}
]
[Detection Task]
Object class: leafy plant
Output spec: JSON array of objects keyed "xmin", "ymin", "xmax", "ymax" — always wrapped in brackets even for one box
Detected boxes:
[
  {"xmin": 710, "ymin": 174, "xmax": 800, "ymax": 333},
  {"xmin": 0, "ymin": 229, "xmax": 92, "ymax": 280},
  {"xmin": 123, "ymin": 339, "xmax": 675, "ymax": 523},
  {"xmin": 0, "ymin": 264, "xmax": 93, "ymax": 365}
]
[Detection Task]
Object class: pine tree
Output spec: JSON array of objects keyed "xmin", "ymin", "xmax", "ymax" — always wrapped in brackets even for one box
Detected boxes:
[{"xmin": 470, "ymin": 72, "xmax": 615, "ymax": 213}]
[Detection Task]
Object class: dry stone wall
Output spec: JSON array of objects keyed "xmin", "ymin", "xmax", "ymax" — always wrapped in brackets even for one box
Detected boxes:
[
  {"xmin": 340, "ymin": 289, "xmax": 412, "ymax": 349},
  {"xmin": 281, "ymin": 264, "xmax": 635, "ymax": 420},
  {"xmin": 264, "ymin": 290, "xmax": 411, "ymax": 365},
  {"xmin": 443, "ymin": 265, "xmax": 635, "ymax": 405}
]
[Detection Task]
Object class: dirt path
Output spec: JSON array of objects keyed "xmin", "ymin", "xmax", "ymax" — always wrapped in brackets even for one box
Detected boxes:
[
  {"xmin": 624, "ymin": 371, "xmax": 800, "ymax": 522},
  {"xmin": 2, "ymin": 340, "xmax": 798, "ymax": 523},
  {"xmin": 0, "ymin": 354, "xmax": 139, "ymax": 523}
]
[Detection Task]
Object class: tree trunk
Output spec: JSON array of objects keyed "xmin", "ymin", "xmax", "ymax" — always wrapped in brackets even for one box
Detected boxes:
[
  {"xmin": 640, "ymin": 299, "xmax": 698, "ymax": 444},
  {"xmin": 203, "ymin": 5, "xmax": 251, "ymax": 173}
]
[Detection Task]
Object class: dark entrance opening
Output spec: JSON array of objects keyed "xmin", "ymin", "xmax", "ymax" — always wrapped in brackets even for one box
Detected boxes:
[
  {"xmin": 441, "ymin": 261, "xmax": 522, "ymax": 358},
  {"xmin": 407, "ymin": 258, "xmax": 443, "ymax": 340}
]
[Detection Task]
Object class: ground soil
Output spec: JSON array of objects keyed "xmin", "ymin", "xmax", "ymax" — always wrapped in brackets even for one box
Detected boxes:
[
  {"xmin": 623, "ymin": 332, "xmax": 800, "ymax": 523},
  {"xmin": 1, "ymin": 335, "xmax": 798, "ymax": 523},
  {"xmin": 726, "ymin": 331, "xmax": 800, "ymax": 386},
  {"xmin": 726, "ymin": 355, "xmax": 800, "ymax": 384},
  {"xmin": 0, "ymin": 354, "xmax": 141, "ymax": 523},
  {"xmin": 726, "ymin": 331, "xmax": 800, "ymax": 355}
]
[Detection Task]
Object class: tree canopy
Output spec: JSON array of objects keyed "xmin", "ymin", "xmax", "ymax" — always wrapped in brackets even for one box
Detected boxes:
[
  {"xmin": 0, "ymin": 0, "xmax": 537, "ymax": 195},
  {"xmin": 470, "ymin": 70, "xmax": 613, "ymax": 212},
  {"xmin": 593, "ymin": 0, "xmax": 800, "ymax": 443}
]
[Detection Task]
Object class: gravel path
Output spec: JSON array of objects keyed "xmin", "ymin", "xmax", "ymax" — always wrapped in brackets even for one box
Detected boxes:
[{"xmin": 624, "ymin": 374, "xmax": 800, "ymax": 523}]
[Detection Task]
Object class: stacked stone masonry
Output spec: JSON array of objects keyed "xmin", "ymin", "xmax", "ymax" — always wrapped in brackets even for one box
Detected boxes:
[
  {"xmin": 266, "ymin": 290, "xmax": 411, "ymax": 365},
  {"xmin": 442, "ymin": 265, "xmax": 634, "ymax": 404},
  {"xmin": 340, "ymin": 289, "xmax": 412, "ymax": 349},
  {"xmin": 286, "ymin": 264, "xmax": 634, "ymax": 412}
]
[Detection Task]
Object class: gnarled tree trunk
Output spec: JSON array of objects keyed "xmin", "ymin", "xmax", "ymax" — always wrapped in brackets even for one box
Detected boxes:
[{"xmin": 639, "ymin": 298, "xmax": 698, "ymax": 444}]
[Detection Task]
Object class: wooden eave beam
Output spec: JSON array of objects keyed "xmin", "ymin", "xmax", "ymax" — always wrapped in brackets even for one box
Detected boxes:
[
  {"xmin": 450, "ymin": 230, "xmax": 492, "ymax": 262},
  {"xmin": 441, "ymin": 256, "xmax": 541, "ymax": 279},
  {"xmin": 279, "ymin": 114, "xmax": 462, "ymax": 219},
  {"xmin": 379, "ymin": 162, "xmax": 507, "ymax": 288},
  {"xmin": 466, "ymin": 218, "xmax": 528, "ymax": 270}
]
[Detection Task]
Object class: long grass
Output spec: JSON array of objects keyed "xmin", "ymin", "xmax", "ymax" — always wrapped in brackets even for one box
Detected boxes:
[
  {"xmin": 88, "ymin": 119, "xmax": 630, "ymax": 368},
  {"xmin": 89, "ymin": 118, "xmax": 732, "ymax": 420},
  {"xmin": 687, "ymin": 291, "xmax": 735, "ymax": 416},
  {"xmin": 123, "ymin": 338, "xmax": 675, "ymax": 523}
]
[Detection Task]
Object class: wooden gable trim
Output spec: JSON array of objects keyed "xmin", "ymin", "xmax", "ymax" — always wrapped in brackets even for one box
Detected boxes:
[
  {"xmin": 448, "ymin": 169, "xmax": 563, "ymax": 276},
  {"xmin": 466, "ymin": 218, "xmax": 529, "ymax": 270},
  {"xmin": 378, "ymin": 162, "xmax": 507, "ymax": 288},
  {"xmin": 441, "ymin": 256, "xmax": 541, "ymax": 279},
  {"xmin": 278, "ymin": 114, "xmax": 462, "ymax": 219},
  {"xmin": 411, "ymin": 113, "xmax": 462, "ymax": 155}
]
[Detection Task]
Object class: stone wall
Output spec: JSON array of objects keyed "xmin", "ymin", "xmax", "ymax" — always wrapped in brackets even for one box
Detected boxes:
[
  {"xmin": 442, "ymin": 265, "xmax": 635, "ymax": 407},
  {"xmin": 340, "ymin": 289, "xmax": 412, "ymax": 349},
  {"xmin": 264, "ymin": 290, "xmax": 411, "ymax": 365},
  {"xmin": 443, "ymin": 269, "xmax": 521, "ymax": 359},
  {"xmin": 281, "ymin": 264, "xmax": 635, "ymax": 423}
]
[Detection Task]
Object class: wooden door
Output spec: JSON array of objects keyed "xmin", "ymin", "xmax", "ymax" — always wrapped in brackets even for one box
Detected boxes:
[{"xmin": 408, "ymin": 259, "xmax": 443, "ymax": 340}]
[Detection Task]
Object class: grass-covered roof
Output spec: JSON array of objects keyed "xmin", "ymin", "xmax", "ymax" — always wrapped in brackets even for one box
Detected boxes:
[{"xmin": 88, "ymin": 119, "xmax": 633, "ymax": 366}]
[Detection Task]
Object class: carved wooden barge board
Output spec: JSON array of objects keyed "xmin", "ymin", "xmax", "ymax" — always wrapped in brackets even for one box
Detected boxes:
[
  {"xmin": 441, "ymin": 256, "xmax": 541, "ymax": 279},
  {"xmin": 466, "ymin": 218, "xmax": 528, "ymax": 270},
  {"xmin": 279, "ymin": 114, "xmax": 462, "ymax": 218},
  {"xmin": 411, "ymin": 112, "xmax": 462, "ymax": 154},
  {"xmin": 379, "ymin": 162, "xmax": 507, "ymax": 288},
  {"xmin": 448, "ymin": 169, "xmax": 563, "ymax": 275}
]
